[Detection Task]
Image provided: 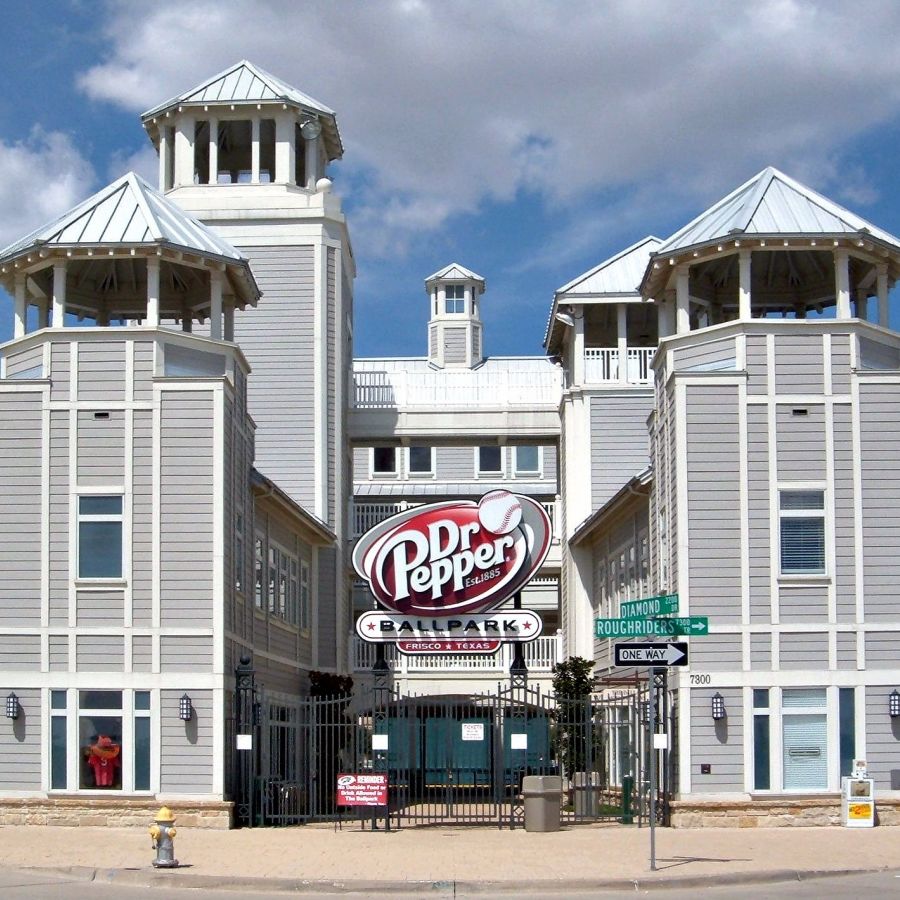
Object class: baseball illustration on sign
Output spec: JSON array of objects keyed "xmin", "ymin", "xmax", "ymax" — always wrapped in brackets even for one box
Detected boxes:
[{"xmin": 353, "ymin": 490, "xmax": 551, "ymax": 617}]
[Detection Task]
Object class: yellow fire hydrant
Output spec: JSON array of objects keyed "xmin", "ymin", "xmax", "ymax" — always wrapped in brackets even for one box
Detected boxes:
[{"xmin": 149, "ymin": 806, "xmax": 179, "ymax": 868}]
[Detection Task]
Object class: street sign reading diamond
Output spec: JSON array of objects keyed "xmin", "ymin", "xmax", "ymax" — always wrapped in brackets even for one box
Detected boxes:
[{"xmin": 620, "ymin": 593, "xmax": 679, "ymax": 619}]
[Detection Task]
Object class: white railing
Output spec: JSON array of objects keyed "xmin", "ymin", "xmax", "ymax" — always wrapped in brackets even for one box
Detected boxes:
[
  {"xmin": 352, "ymin": 365, "xmax": 562, "ymax": 409},
  {"xmin": 350, "ymin": 633, "xmax": 563, "ymax": 674},
  {"xmin": 352, "ymin": 499, "xmax": 558, "ymax": 540},
  {"xmin": 583, "ymin": 347, "xmax": 654, "ymax": 385}
]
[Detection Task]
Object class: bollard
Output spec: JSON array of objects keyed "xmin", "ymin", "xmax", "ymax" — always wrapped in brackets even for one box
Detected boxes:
[
  {"xmin": 149, "ymin": 806, "xmax": 179, "ymax": 868},
  {"xmin": 621, "ymin": 775, "xmax": 634, "ymax": 825}
]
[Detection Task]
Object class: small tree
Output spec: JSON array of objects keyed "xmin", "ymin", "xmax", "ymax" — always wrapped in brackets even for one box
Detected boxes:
[{"xmin": 552, "ymin": 656, "xmax": 595, "ymax": 777}]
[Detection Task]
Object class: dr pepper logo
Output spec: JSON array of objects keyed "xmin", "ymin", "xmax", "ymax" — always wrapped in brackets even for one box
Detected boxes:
[{"xmin": 352, "ymin": 491, "xmax": 552, "ymax": 616}]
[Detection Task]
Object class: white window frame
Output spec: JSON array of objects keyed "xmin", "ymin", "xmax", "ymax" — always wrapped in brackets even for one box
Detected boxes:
[
  {"xmin": 475, "ymin": 445, "xmax": 505, "ymax": 478},
  {"xmin": 444, "ymin": 284, "xmax": 465, "ymax": 314},
  {"xmin": 300, "ymin": 559, "xmax": 311, "ymax": 632},
  {"xmin": 370, "ymin": 446, "xmax": 399, "ymax": 478},
  {"xmin": 406, "ymin": 445, "xmax": 434, "ymax": 478},
  {"xmin": 513, "ymin": 445, "xmax": 542, "ymax": 477},
  {"xmin": 778, "ymin": 485, "xmax": 827, "ymax": 577},
  {"xmin": 76, "ymin": 493, "xmax": 124, "ymax": 581}
]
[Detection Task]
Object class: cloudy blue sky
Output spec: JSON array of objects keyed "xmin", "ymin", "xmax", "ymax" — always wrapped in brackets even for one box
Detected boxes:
[{"xmin": 4, "ymin": 0, "xmax": 900, "ymax": 355}]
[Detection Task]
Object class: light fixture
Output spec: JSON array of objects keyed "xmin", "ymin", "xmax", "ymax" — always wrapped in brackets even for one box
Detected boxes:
[
  {"xmin": 178, "ymin": 693, "xmax": 193, "ymax": 721},
  {"xmin": 6, "ymin": 692, "xmax": 20, "ymax": 720},
  {"xmin": 890, "ymin": 690, "xmax": 900, "ymax": 719},
  {"xmin": 711, "ymin": 693, "xmax": 726, "ymax": 721}
]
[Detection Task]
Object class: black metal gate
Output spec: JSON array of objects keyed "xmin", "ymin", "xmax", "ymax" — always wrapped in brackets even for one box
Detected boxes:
[{"xmin": 231, "ymin": 660, "xmax": 652, "ymax": 828}]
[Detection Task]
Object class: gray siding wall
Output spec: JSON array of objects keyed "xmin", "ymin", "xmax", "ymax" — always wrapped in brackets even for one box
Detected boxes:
[
  {"xmin": 776, "ymin": 404, "xmax": 826, "ymax": 480},
  {"xmin": 835, "ymin": 632, "xmax": 856, "ymax": 669},
  {"xmin": 132, "ymin": 409, "xmax": 153, "ymax": 627},
  {"xmin": 864, "ymin": 632, "xmax": 900, "ymax": 668},
  {"xmin": 774, "ymin": 334, "xmax": 823, "ymax": 394},
  {"xmin": 689, "ymin": 634, "xmax": 742, "ymax": 671},
  {"xmin": 76, "ymin": 635, "xmax": 124, "ymax": 671},
  {"xmin": 690, "ymin": 688, "xmax": 743, "ymax": 792},
  {"xmin": 160, "ymin": 635, "xmax": 214, "ymax": 671},
  {"xmin": 865, "ymin": 687, "xmax": 900, "ymax": 790},
  {"xmin": 749, "ymin": 634, "xmax": 771, "ymax": 669},
  {"xmin": 159, "ymin": 391, "xmax": 215, "ymax": 627},
  {"xmin": 132, "ymin": 635, "xmax": 152, "ymax": 671},
  {"xmin": 0, "ymin": 634, "xmax": 41, "ymax": 669},
  {"xmin": 0, "ymin": 393, "xmax": 42, "ymax": 626},
  {"xmin": 745, "ymin": 335, "xmax": 767, "ymax": 395},
  {"xmin": 747, "ymin": 404, "xmax": 771, "ymax": 623},
  {"xmin": 76, "ymin": 590, "xmax": 124, "ymax": 626},
  {"xmin": 859, "ymin": 383, "xmax": 900, "ymax": 621},
  {"xmin": 0, "ymin": 687, "xmax": 40, "ymax": 789},
  {"xmin": 77, "ymin": 410, "xmax": 125, "ymax": 484},
  {"xmin": 673, "ymin": 336, "xmax": 737, "ymax": 371},
  {"xmin": 830, "ymin": 334, "xmax": 852, "ymax": 394},
  {"xmin": 4, "ymin": 344, "xmax": 43, "ymax": 377},
  {"xmin": 779, "ymin": 585, "xmax": 827, "ymax": 623},
  {"xmin": 685, "ymin": 384, "xmax": 741, "ymax": 624},
  {"xmin": 78, "ymin": 341, "xmax": 126, "ymax": 402},
  {"xmin": 133, "ymin": 340, "xmax": 155, "ymax": 401},
  {"xmin": 49, "ymin": 635, "xmax": 68, "ymax": 670},
  {"xmin": 779, "ymin": 633, "xmax": 828, "ymax": 669},
  {"xmin": 317, "ymin": 547, "xmax": 337, "ymax": 669},
  {"xmin": 49, "ymin": 409, "xmax": 69, "ymax": 626},
  {"xmin": 444, "ymin": 327, "xmax": 467, "ymax": 364},
  {"xmin": 160, "ymin": 689, "xmax": 213, "ymax": 792},
  {"xmin": 232, "ymin": 245, "xmax": 315, "ymax": 509},
  {"xmin": 832, "ymin": 403, "xmax": 856, "ymax": 622},
  {"xmin": 590, "ymin": 393, "xmax": 653, "ymax": 510}
]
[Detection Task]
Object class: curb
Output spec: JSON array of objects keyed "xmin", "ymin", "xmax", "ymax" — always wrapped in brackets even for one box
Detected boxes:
[{"xmin": 22, "ymin": 863, "xmax": 894, "ymax": 894}]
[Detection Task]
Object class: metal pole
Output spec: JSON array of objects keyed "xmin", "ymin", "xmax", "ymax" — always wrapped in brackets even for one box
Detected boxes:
[{"xmin": 648, "ymin": 669, "xmax": 657, "ymax": 871}]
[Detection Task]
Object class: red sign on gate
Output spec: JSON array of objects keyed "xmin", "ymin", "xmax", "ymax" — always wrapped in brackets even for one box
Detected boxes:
[{"xmin": 336, "ymin": 773, "xmax": 388, "ymax": 806}]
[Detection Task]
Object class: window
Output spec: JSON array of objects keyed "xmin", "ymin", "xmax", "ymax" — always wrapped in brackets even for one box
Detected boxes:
[
  {"xmin": 780, "ymin": 490, "xmax": 825, "ymax": 574},
  {"xmin": 372, "ymin": 447, "xmax": 397, "ymax": 476},
  {"xmin": 300, "ymin": 560, "xmax": 311, "ymax": 630},
  {"xmin": 477, "ymin": 446, "xmax": 502, "ymax": 475},
  {"xmin": 133, "ymin": 691, "xmax": 151, "ymax": 791},
  {"xmin": 50, "ymin": 690, "xmax": 67, "ymax": 790},
  {"xmin": 77, "ymin": 496, "xmax": 123, "ymax": 578},
  {"xmin": 408, "ymin": 445, "xmax": 433, "ymax": 475},
  {"xmin": 752, "ymin": 689, "xmax": 771, "ymax": 790},
  {"xmin": 235, "ymin": 511, "xmax": 245, "ymax": 593},
  {"xmin": 444, "ymin": 284, "xmax": 465, "ymax": 314},
  {"xmin": 262, "ymin": 537, "xmax": 303, "ymax": 627},
  {"xmin": 79, "ymin": 690, "xmax": 123, "ymax": 790},
  {"xmin": 839, "ymin": 687, "xmax": 856, "ymax": 779},
  {"xmin": 514, "ymin": 446, "xmax": 540, "ymax": 475},
  {"xmin": 782, "ymin": 688, "xmax": 827, "ymax": 790},
  {"xmin": 254, "ymin": 535, "xmax": 264, "ymax": 608}
]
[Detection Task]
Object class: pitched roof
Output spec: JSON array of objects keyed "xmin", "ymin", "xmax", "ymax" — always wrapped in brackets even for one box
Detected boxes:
[
  {"xmin": 141, "ymin": 60, "xmax": 342, "ymax": 159},
  {"xmin": 0, "ymin": 172, "xmax": 246, "ymax": 264},
  {"xmin": 425, "ymin": 262, "xmax": 485, "ymax": 285},
  {"xmin": 556, "ymin": 235, "xmax": 661, "ymax": 297},
  {"xmin": 657, "ymin": 166, "xmax": 900, "ymax": 255}
]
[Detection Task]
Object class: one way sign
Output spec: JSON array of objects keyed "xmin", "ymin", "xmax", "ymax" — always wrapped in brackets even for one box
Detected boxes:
[{"xmin": 614, "ymin": 642, "xmax": 689, "ymax": 667}]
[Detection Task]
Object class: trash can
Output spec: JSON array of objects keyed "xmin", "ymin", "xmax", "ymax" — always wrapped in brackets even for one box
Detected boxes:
[
  {"xmin": 522, "ymin": 775, "xmax": 563, "ymax": 832},
  {"xmin": 572, "ymin": 771, "xmax": 602, "ymax": 817}
]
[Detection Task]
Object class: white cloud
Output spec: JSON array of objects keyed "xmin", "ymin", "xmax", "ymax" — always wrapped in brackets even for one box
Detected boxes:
[
  {"xmin": 106, "ymin": 143, "xmax": 159, "ymax": 185},
  {"xmin": 77, "ymin": 0, "xmax": 900, "ymax": 257},
  {"xmin": 0, "ymin": 127, "xmax": 96, "ymax": 247}
]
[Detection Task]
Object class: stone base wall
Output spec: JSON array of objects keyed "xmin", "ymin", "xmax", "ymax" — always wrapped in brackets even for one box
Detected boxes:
[
  {"xmin": 0, "ymin": 797, "xmax": 233, "ymax": 829},
  {"xmin": 671, "ymin": 797, "xmax": 900, "ymax": 827}
]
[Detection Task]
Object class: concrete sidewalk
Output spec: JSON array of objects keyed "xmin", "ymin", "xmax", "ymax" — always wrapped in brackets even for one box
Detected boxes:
[{"xmin": 1, "ymin": 822, "xmax": 898, "ymax": 894}]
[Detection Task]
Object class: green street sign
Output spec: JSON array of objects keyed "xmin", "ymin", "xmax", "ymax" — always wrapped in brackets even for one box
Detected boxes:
[
  {"xmin": 620, "ymin": 593, "xmax": 679, "ymax": 619},
  {"xmin": 595, "ymin": 616, "xmax": 709, "ymax": 639}
]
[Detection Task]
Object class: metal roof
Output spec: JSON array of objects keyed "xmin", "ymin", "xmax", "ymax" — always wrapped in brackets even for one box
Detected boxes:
[
  {"xmin": 0, "ymin": 172, "xmax": 245, "ymax": 264},
  {"xmin": 354, "ymin": 481, "xmax": 555, "ymax": 498},
  {"xmin": 656, "ymin": 166, "xmax": 900, "ymax": 255},
  {"xmin": 543, "ymin": 236, "xmax": 660, "ymax": 350},
  {"xmin": 141, "ymin": 60, "xmax": 342, "ymax": 160},
  {"xmin": 425, "ymin": 263, "xmax": 485, "ymax": 286}
]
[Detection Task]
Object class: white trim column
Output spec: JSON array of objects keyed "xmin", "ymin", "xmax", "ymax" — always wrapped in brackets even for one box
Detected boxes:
[
  {"xmin": 13, "ymin": 273, "xmax": 26, "ymax": 338},
  {"xmin": 146, "ymin": 257, "xmax": 160, "ymax": 327},
  {"xmin": 208, "ymin": 117, "xmax": 218, "ymax": 185},
  {"xmin": 274, "ymin": 112, "xmax": 295, "ymax": 185},
  {"xmin": 251, "ymin": 119, "xmax": 260, "ymax": 184},
  {"xmin": 51, "ymin": 262, "xmax": 66, "ymax": 328},
  {"xmin": 158, "ymin": 127, "xmax": 169, "ymax": 192},
  {"xmin": 835, "ymin": 249, "xmax": 851, "ymax": 319},
  {"xmin": 174, "ymin": 116, "xmax": 194, "ymax": 188},
  {"xmin": 657, "ymin": 296, "xmax": 674, "ymax": 338},
  {"xmin": 224, "ymin": 295, "xmax": 235, "ymax": 342},
  {"xmin": 738, "ymin": 249, "xmax": 752, "ymax": 320},
  {"xmin": 573, "ymin": 311, "xmax": 585, "ymax": 385},
  {"xmin": 39, "ymin": 302, "xmax": 49, "ymax": 330},
  {"xmin": 209, "ymin": 270, "xmax": 223, "ymax": 340},
  {"xmin": 675, "ymin": 266, "xmax": 690, "ymax": 334},
  {"xmin": 617, "ymin": 303, "xmax": 628, "ymax": 385},
  {"xmin": 877, "ymin": 263, "xmax": 889, "ymax": 327}
]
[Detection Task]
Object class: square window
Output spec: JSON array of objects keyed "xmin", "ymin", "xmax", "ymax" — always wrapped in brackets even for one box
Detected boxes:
[
  {"xmin": 372, "ymin": 447, "xmax": 397, "ymax": 475},
  {"xmin": 478, "ymin": 446, "xmax": 502, "ymax": 474},
  {"xmin": 514, "ymin": 446, "xmax": 540, "ymax": 475},
  {"xmin": 408, "ymin": 445, "xmax": 433, "ymax": 474},
  {"xmin": 779, "ymin": 490, "xmax": 825, "ymax": 574},
  {"xmin": 444, "ymin": 284, "xmax": 465, "ymax": 314}
]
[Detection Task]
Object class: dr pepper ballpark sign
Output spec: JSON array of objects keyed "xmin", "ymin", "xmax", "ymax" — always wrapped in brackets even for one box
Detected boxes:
[{"xmin": 353, "ymin": 491, "xmax": 551, "ymax": 653}]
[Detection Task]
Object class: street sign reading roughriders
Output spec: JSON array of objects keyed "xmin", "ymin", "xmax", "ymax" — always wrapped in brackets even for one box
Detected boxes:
[{"xmin": 353, "ymin": 491, "xmax": 552, "ymax": 617}]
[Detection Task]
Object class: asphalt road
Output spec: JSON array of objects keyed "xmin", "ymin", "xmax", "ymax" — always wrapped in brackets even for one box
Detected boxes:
[{"xmin": 0, "ymin": 868, "xmax": 898, "ymax": 898}]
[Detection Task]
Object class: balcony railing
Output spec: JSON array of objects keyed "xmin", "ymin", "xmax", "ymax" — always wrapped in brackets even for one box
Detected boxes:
[
  {"xmin": 352, "ymin": 500, "xmax": 558, "ymax": 539},
  {"xmin": 583, "ymin": 347, "xmax": 654, "ymax": 385},
  {"xmin": 350, "ymin": 633, "xmax": 563, "ymax": 674}
]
